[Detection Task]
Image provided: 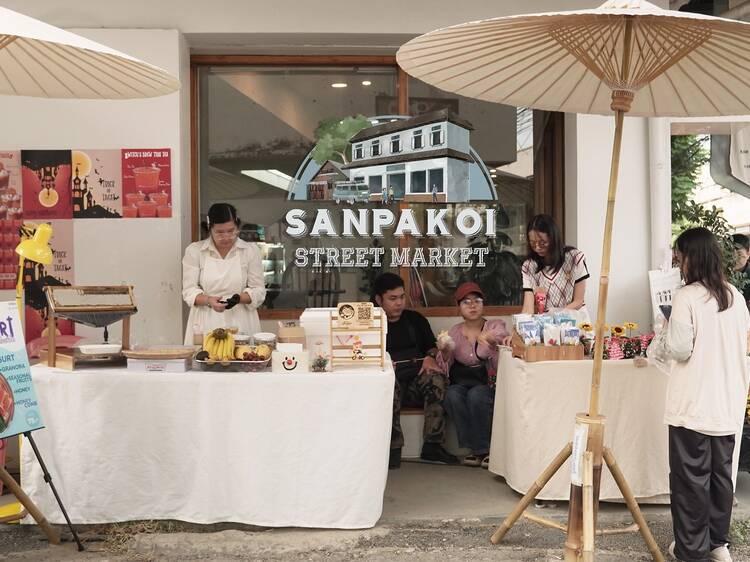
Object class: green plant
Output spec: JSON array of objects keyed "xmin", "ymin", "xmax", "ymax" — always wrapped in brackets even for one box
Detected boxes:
[
  {"xmin": 672, "ymin": 199, "xmax": 749, "ymax": 294},
  {"xmin": 671, "ymin": 135, "xmax": 709, "ymax": 224},
  {"xmin": 311, "ymin": 115, "xmax": 371, "ymax": 165}
]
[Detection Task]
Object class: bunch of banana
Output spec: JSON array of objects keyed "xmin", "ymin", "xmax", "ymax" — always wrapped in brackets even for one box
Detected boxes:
[{"xmin": 203, "ymin": 328, "xmax": 235, "ymax": 362}]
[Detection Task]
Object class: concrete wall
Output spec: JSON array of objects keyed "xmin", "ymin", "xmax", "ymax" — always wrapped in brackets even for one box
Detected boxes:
[
  {"xmin": 565, "ymin": 115, "xmax": 653, "ymax": 329},
  {"xmin": 0, "ymin": 29, "xmax": 190, "ymax": 345}
]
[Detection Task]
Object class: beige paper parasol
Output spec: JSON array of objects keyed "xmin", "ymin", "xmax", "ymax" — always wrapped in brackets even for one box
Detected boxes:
[
  {"xmin": 0, "ymin": 5, "xmax": 179, "ymax": 99},
  {"xmin": 398, "ymin": 1, "xmax": 750, "ymax": 560}
]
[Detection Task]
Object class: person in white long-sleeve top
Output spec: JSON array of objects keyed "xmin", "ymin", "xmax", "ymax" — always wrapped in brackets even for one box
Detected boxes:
[
  {"xmin": 182, "ymin": 203, "xmax": 266, "ymax": 345},
  {"xmin": 648, "ymin": 227, "xmax": 750, "ymax": 562}
]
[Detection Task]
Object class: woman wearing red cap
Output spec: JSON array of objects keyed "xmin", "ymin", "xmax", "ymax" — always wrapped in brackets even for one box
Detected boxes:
[{"xmin": 437, "ymin": 282, "xmax": 512, "ymax": 468}]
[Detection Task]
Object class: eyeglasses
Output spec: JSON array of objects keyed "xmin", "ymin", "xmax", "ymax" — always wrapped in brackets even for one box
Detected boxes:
[
  {"xmin": 460, "ymin": 297, "xmax": 484, "ymax": 306},
  {"xmin": 529, "ymin": 239, "xmax": 549, "ymax": 249},
  {"xmin": 213, "ymin": 228, "xmax": 238, "ymax": 239}
]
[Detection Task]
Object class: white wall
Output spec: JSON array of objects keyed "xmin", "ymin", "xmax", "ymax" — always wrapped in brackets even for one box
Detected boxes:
[
  {"xmin": 1, "ymin": 29, "xmax": 189, "ymax": 345},
  {"xmin": 566, "ymin": 114, "xmax": 653, "ymax": 329}
]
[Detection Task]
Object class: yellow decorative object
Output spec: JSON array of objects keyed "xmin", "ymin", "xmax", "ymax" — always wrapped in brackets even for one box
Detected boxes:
[
  {"xmin": 612, "ymin": 325, "xmax": 625, "ymax": 337},
  {"xmin": 580, "ymin": 323, "xmax": 593, "ymax": 333}
]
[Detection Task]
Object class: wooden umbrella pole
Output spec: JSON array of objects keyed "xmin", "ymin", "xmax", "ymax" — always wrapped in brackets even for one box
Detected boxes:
[{"xmin": 589, "ymin": 15, "xmax": 634, "ymax": 418}]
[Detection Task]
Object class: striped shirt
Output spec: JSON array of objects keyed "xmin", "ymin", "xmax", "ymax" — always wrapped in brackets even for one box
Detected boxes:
[{"xmin": 521, "ymin": 248, "xmax": 589, "ymax": 310}]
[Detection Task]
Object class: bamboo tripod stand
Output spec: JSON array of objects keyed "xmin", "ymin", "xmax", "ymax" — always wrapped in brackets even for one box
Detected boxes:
[{"xmin": 490, "ymin": 22, "xmax": 664, "ymax": 562}]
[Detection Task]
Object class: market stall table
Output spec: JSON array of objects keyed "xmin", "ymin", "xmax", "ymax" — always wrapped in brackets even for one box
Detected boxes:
[
  {"xmin": 489, "ymin": 349, "xmax": 743, "ymax": 502},
  {"xmin": 21, "ymin": 360, "xmax": 394, "ymax": 528}
]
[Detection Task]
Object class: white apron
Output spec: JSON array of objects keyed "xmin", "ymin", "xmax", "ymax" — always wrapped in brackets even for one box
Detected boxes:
[{"xmin": 183, "ymin": 251, "xmax": 262, "ymax": 345}]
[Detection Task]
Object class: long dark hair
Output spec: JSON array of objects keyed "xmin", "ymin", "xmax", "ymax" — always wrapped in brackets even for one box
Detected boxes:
[
  {"xmin": 207, "ymin": 203, "xmax": 240, "ymax": 230},
  {"xmin": 675, "ymin": 227, "xmax": 733, "ymax": 312},
  {"xmin": 526, "ymin": 214, "xmax": 572, "ymax": 274}
]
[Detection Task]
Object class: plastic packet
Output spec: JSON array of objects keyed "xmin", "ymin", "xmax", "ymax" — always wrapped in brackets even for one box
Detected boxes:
[{"xmin": 543, "ymin": 323, "xmax": 561, "ymax": 346}]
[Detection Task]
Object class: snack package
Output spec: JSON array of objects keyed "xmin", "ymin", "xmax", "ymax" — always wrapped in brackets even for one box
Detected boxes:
[
  {"xmin": 518, "ymin": 321, "xmax": 541, "ymax": 345},
  {"xmin": 554, "ymin": 311, "xmax": 576, "ymax": 327},
  {"xmin": 513, "ymin": 313, "xmax": 534, "ymax": 331},
  {"xmin": 543, "ymin": 323, "xmax": 561, "ymax": 346},
  {"xmin": 563, "ymin": 326, "xmax": 581, "ymax": 345},
  {"xmin": 534, "ymin": 314, "xmax": 554, "ymax": 333}
]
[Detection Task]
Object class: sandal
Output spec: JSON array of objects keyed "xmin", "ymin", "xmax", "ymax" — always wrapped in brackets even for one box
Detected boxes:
[
  {"xmin": 463, "ymin": 455, "xmax": 482, "ymax": 467},
  {"xmin": 481, "ymin": 456, "xmax": 490, "ymax": 469}
]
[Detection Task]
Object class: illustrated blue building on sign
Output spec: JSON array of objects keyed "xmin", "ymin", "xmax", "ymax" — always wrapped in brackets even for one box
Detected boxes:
[{"xmin": 343, "ymin": 109, "xmax": 473, "ymax": 203}]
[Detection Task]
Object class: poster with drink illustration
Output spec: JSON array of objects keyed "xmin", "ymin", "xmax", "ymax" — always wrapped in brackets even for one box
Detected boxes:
[
  {"xmin": 23, "ymin": 220, "xmax": 75, "ymax": 346},
  {"xmin": 21, "ymin": 150, "xmax": 73, "ymax": 220},
  {"xmin": 72, "ymin": 149, "xmax": 122, "ymax": 218},
  {"xmin": 0, "ymin": 151, "xmax": 22, "ymax": 222},
  {"xmin": 121, "ymin": 148, "xmax": 172, "ymax": 218}
]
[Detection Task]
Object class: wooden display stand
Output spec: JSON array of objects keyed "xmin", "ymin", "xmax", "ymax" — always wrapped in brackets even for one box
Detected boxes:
[
  {"xmin": 44, "ymin": 286, "xmax": 136, "ymax": 370},
  {"xmin": 511, "ymin": 331, "xmax": 584, "ymax": 362},
  {"xmin": 329, "ymin": 308, "xmax": 385, "ymax": 369}
]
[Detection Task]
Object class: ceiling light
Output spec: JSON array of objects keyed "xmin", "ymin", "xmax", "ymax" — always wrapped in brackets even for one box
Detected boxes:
[
  {"xmin": 331, "ymin": 83, "xmax": 348, "ymax": 88},
  {"xmin": 490, "ymin": 168, "xmax": 497, "ymax": 172},
  {"xmin": 361, "ymin": 80, "xmax": 372, "ymax": 86}
]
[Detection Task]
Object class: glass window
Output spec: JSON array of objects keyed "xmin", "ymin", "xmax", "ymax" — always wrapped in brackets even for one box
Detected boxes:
[
  {"xmin": 391, "ymin": 135, "xmax": 401, "ymax": 153},
  {"xmin": 410, "ymin": 170, "xmax": 427, "ymax": 193},
  {"xmin": 371, "ymin": 139, "xmax": 381, "ymax": 157},
  {"xmin": 401, "ymin": 77, "xmax": 534, "ymax": 307},
  {"xmin": 198, "ymin": 65, "xmax": 399, "ymax": 309},
  {"xmin": 354, "ymin": 144, "xmax": 363, "ymax": 160},
  {"xmin": 368, "ymin": 175, "xmax": 382, "ymax": 194},
  {"xmin": 413, "ymin": 129, "xmax": 424, "ymax": 150},
  {"xmin": 429, "ymin": 168, "xmax": 444, "ymax": 193},
  {"xmin": 430, "ymin": 125, "xmax": 444, "ymax": 146}
]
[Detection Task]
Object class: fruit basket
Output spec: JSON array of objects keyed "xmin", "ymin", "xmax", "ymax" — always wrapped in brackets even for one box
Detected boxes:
[{"xmin": 193, "ymin": 354, "xmax": 270, "ymax": 373}]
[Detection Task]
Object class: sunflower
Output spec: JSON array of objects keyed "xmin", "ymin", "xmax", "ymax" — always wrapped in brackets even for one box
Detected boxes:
[
  {"xmin": 612, "ymin": 325, "xmax": 625, "ymax": 337},
  {"xmin": 580, "ymin": 323, "xmax": 593, "ymax": 333},
  {"xmin": 623, "ymin": 322, "xmax": 638, "ymax": 331}
]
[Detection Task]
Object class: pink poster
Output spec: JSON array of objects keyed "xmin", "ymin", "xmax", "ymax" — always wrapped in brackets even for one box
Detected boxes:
[
  {"xmin": 72, "ymin": 149, "xmax": 122, "ymax": 218},
  {"xmin": 121, "ymin": 148, "xmax": 172, "ymax": 218},
  {"xmin": 23, "ymin": 221, "xmax": 75, "ymax": 344},
  {"xmin": 21, "ymin": 150, "xmax": 73, "ymax": 220},
  {"xmin": 0, "ymin": 151, "xmax": 22, "ymax": 222}
]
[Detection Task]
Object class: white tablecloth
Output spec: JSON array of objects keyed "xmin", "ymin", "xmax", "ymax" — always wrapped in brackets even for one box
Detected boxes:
[
  {"xmin": 21, "ymin": 361, "xmax": 394, "ymax": 528},
  {"xmin": 489, "ymin": 350, "xmax": 742, "ymax": 502}
]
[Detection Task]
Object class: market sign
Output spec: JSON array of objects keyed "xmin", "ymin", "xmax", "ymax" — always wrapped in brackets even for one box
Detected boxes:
[{"xmin": 0, "ymin": 301, "xmax": 44, "ymax": 438}]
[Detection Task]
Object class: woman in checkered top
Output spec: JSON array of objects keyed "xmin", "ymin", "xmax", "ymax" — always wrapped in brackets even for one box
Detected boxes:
[{"xmin": 520, "ymin": 214, "xmax": 590, "ymax": 316}]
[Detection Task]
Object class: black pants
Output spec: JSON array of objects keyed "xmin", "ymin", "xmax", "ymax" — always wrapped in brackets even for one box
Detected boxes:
[{"xmin": 669, "ymin": 425, "xmax": 735, "ymax": 562}]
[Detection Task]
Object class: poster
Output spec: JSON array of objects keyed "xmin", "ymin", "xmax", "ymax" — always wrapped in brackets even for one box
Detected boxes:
[
  {"xmin": 0, "ymin": 301, "xmax": 44, "ymax": 439},
  {"xmin": 121, "ymin": 148, "xmax": 172, "ymax": 218},
  {"xmin": 23, "ymin": 221, "xmax": 75, "ymax": 344},
  {"xmin": 21, "ymin": 150, "xmax": 73, "ymax": 220},
  {"xmin": 0, "ymin": 151, "xmax": 22, "ymax": 222},
  {"xmin": 72, "ymin": 149, "xmax": 122, "ymax": 218}
]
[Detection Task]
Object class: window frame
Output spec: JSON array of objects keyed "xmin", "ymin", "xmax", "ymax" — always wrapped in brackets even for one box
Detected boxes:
[
  {"xmin": 190, "ymin": 55, "xmax": 564, "ymax": 318},
  {"xmin": 371, "ymin": 139, "xmax": 381, "ymax": 157},
  {"xmin": 430, "ymin": 124, "xmax": 444, "ymax": 146},
  {"xmin": 412, "ymin": 129, "xmax": 424, "ymax": 150},
  {"xmin": 353, "ymin": 143, "xmax": 363, "ymax": 160}
]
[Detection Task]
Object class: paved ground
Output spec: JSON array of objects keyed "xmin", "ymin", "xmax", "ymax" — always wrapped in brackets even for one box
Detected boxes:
[{"xmin": 2, "ymin": 463, "xmax": 750, "ymax": 560}]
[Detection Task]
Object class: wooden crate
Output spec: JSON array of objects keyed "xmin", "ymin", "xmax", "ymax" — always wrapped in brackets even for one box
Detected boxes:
[{"xmin": 511, "ymin": 331, "xmax": 584, "ymax": 362}]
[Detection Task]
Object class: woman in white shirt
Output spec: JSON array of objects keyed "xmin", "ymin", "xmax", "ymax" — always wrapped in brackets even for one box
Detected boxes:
[
  {"xmin": 182, "ymin": 203, "xmax": 266, "ymax": 345},
  {"xmin": 520, "ymin": 214, "xmax": 589, "ymax": 316},
  {"xmin": 651, "ymin": 227, "xmax": 750, "ymax": 562}
]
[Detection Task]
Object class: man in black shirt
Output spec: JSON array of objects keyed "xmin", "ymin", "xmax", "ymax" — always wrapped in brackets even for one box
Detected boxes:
[{"xmin": 373, "ymin": 273, "xmax": 458, "ymax": 468}]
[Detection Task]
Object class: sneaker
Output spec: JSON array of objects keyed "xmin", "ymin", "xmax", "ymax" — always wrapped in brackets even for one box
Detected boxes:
[
  {"xmin": 420, "ymin": 443, "xmax": 459, "ymax": 465},
  {"xmin": 710, "ymin": 545, "xmax": 732, "ymax": 562},
  {"xmin": 389, "ymin": 448, "xmax": 401, "ymax": 469}
]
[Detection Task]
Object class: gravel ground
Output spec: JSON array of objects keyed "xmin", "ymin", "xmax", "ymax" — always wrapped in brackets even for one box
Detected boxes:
[{"xmin": 1, "ymin": 516, "xmax": 750, "ymax": 561}]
